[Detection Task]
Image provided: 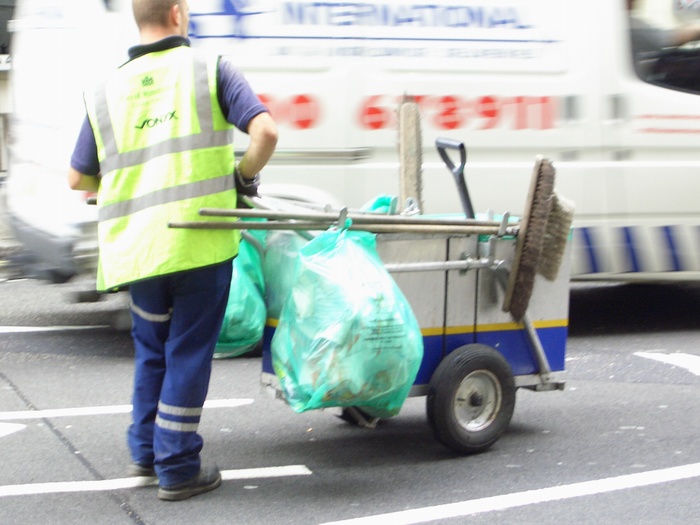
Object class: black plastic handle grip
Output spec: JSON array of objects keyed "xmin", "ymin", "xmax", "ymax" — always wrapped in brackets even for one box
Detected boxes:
[
  {"xmin": 435, "ymin": 138, "xmax": 474, "ymax": 219},
  {"xmin": 435, "ymin": 137, "xmax": 467, "ymax": 177}
]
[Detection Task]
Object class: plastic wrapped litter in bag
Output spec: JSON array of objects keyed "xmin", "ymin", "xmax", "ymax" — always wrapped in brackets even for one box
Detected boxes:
[
  {"xmin": 215, "ymin": 235, "xmax": 266, "ymax": 359},
  {"xmin": 271, "ymin": 226, "xmax": 423, "ymax": 416}
]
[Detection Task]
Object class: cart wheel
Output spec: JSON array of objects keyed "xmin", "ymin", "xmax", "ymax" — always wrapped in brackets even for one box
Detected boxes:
[{"xmin": 427, "ymin": 344, "xmax": 516, "ymax": 454}]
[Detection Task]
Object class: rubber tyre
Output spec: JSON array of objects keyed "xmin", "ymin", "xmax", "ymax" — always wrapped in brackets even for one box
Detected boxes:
[{"xmin": 427, "ymin": 344, "xmax": 516, "ymax": 454}]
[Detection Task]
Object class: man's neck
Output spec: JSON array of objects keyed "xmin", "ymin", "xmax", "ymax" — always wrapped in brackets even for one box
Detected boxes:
[
  {"xmin": 128, "ymin": 35, "xmax": 189, "ymax": 61},
  {"xmin": 140, "ymin": 27, "xmax": 181, "ymax": 45}
]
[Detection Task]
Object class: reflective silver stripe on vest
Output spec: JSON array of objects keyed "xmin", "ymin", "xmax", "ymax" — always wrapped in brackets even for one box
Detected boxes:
[
  {"xmin": 158, "ymin": 401, "xmax": 203, "ymax": 417},
  {"xmin": 101, "ymin": 130, "xmax": 233, "ymax": 174},
  {"xmin": 129, "ymin": 301, "xmax": 172, "ymax": 322},
  {"xmin": 155, "ymin": 415, "xmax": 199, "ymax": 433},
  {"xmin": 94, "ymin": 52, "xmax": 228, "ymax": 174},
  {"xmin": 98, "ymin": 172, "xmax": 234, "ymax": 222}
]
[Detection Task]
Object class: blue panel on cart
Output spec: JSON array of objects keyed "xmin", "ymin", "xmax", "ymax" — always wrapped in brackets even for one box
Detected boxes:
[
  {"xmin": 261, "ymin": 325, "xmax": 565, "ymax": 382},
  {"xmin": 414, "ymin": 334, "xmax": 444, "ymax": 386},
  {"xmin": 472, "ymin": 327, "xmax": 567, "ymax": 375}
]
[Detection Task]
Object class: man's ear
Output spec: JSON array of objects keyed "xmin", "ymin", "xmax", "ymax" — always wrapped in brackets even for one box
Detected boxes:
[{"xmin": 170, "ymin": 3, "xmax": 181, "ymax": 27}]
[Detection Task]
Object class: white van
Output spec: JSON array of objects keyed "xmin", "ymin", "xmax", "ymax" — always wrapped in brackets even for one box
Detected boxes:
[
  {"xmin": 5, "ymin": 0, "xmax": 700, "ymax": 284},
  {"xmin": 5, "ymin": 0, "xmax": 136, "ymax": 282}
]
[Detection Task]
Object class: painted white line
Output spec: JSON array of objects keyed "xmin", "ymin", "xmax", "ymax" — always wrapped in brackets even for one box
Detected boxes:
[
  {"xmin": 0, "ymin": 475, "xmax": 157, "ymax": 497},
  {"xmin": 0, "ymin": 326, "xmax": 111, "ymax": 334},
  {"xmin": 0, "ymin": 398, "xmax": 254, "ymax": 421},
  {"xmin": 221, "ymin": 465, "xmax": 312, "ymax": 481},
  {"xmin": 0, "ymin": 422, "xmax": 26, "ymax": 438},
  {"xmin": 635, "ymin": 352, "xmax": 700, "ymax": 376},
  {"xmin": 0, "ymin": 405, "xmax": 133, "ymax": 420},
  {"xmin": 0, "ymin": 465, "xmax": 312, "ymax": 498},
  {"xmin": 320, "ymin": 462, "xmax": 700, "ymax": 525}
]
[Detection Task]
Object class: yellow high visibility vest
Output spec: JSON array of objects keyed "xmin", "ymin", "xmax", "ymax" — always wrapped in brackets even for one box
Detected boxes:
[{"xmin": 85, "ymin": 46, "xmax": 239, "ymax": 291}]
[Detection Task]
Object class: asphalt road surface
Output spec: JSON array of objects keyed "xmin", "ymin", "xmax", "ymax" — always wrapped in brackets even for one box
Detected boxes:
[{"xmin": 1, "ymin": 278, "xmax": 699, "ymax": 524}]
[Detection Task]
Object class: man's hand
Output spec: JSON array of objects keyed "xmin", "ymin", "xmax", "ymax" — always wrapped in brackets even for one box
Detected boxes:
[{"xmin": 235, "ymin": 167, "xmax": 260, "ymax": 208}]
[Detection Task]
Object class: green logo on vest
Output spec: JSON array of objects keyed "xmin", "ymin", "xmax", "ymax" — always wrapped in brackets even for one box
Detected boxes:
[
  {"xmin": 142, "ymin": 76, "xmax": 154, "ymax": 87},
  {"xmin": 135, "ymin": 111, "xmax": 178, "ymax": 130}
]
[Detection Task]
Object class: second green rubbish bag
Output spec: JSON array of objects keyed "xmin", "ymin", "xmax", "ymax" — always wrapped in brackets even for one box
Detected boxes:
[
  {"xmin": 271, "ymin": 227, "xmax": 424, "ymax": 417},
  {"xmin": 215, "ymin": 236, "xmax": 266, "ymax": 358}
]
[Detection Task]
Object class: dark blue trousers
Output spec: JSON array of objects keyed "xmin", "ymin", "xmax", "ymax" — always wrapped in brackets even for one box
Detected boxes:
[{"xmin": 127, "ymin": 260, "xmax": 232, "ymax": 486}]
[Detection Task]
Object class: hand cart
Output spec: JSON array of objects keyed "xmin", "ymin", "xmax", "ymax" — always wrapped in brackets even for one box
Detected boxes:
[{"xmin": 170, "ymin": 139, "xmax": 573, "ymax": 455}]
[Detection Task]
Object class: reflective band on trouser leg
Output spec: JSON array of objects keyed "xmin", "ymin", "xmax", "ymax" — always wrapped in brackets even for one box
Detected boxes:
[
  {"xmin": 156, "ymin": 402, "xmax": 203, "ymax": 433},
  {"xmin": 153, "ymin": 387, "xmax": 207, "ymax": 486},
  {"xmin": 153, "ymin": 410, "xmax": 205, "ymax": 486},
  {"xmin": 130, "ymin": 300, "xmax": 172, "ymax": 323},
  {"xmin": 127, "ymin": 279, "xmax": 172, "ymax": 468},
  {"xmin": 152, "ymin": 261, "xmax": 233, "ymax": 487}
]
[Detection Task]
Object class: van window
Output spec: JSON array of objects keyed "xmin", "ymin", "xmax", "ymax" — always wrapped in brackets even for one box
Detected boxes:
[{"xmin": 627, "ymin": 0, "xmax": 700, "ymax": 93}]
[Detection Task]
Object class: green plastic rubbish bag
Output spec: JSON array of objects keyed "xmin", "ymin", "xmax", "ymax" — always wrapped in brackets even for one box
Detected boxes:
[
  {"xmin": 215, "ymin": 237, "xmax": 266, "ymax": 359},
  {"xmin": 360, "ymin": 194, "xmax": 398, "ymax": 215},
  {"xmin": 238, "ymin": 220, "xmax": 267, "ymax": 295},
  {"xmin": 271, "ymin": 227, "xmax": 424, "ymax": 416},
  {"xmin": 263, "ymin": 230, "xmax": 310, "ymax": 319}
]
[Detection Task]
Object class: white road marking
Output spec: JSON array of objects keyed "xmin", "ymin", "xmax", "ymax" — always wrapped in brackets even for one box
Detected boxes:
[
  {"xmin": 320, "ymin": 462, "xmax": 700, "ymax": 525},
  {"xmin": 635, "ymin": 352, "xmax": 700, "ymax": 376},
  {"xmin": 0, "ymin": 422, "xmax": 26, "ymax": 438},
  {"xmin": 0, "ymin": 398, "xmax": 254, "ymax": 421},
  {"xmin": 221, "ymin": 465, "xmax": 312, "ymax": 481},
  {"xmin": 0, "ymin": 326, "xmax": 111, "ymax": 334},
  {"xmin": 0, "ymin": 465, "xmax": 312, "ymax": 498}
]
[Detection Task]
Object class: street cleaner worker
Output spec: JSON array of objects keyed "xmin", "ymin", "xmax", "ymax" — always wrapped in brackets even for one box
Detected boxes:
[{"xmin": 67, "ymin": 0, "xmax": 277, "ymax": 501}]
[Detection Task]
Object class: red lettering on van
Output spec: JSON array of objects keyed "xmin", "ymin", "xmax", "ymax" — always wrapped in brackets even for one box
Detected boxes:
[
  {"xmin": 359, "ymin": 95, "xmax": 392, "ymax": 130},
  {"xmin": 258, "ymin": 93, "xmax": 556, "ymax": 131},
  {"xmin": 288, "ymin": 95, "xmax": 320, "ymax": 130},
  {"xmin": 475, "ymin": 96, "xmax": 501, "ymax": 130},
  {"xmin": 358, "ymin": 94, "xmax": 557, "ymax": 131},
  {"xmin": 433, "ymin": 95, "xmax": 466, "ymax": 130},
  {"xmin": 257, "ymin": 94, "xmax": 321, "ymax": 129},
  {"xmin": 511, "ymin": 96, "xmax": 554, "ymax": 130}
]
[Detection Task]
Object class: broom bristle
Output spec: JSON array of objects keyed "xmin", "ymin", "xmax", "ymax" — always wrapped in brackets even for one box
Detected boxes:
[
  {"xmin": 537, "ymin": 191, "xmax": 575, "ymax": 281},
  {"xmin": 503, "ymin": 157, "xmax": 555, "ymax": 322}
]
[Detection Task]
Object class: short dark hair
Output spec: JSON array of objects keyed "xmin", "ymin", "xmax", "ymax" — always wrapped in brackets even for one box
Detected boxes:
[{"xmin": 132, "ymin": 0, "xmax": 181, "ymax": 29}]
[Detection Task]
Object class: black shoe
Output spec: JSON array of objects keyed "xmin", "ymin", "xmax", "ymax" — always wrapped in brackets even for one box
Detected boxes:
[
  {"xmin": 158, "ymin": 465, "xmax": 222, "ymax": 501},
  {"xmin": 127, "ymin": 463, "xmax": 156, "ymax": 477}
]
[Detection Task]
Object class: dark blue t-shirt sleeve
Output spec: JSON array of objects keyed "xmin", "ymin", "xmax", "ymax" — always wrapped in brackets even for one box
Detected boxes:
[
  {"xmin": 217, "ymin": 57, "xmax": 269, "ymax": 131},
  {"xmin": 70, "ymin": 116, "xmax": 100, "ymax": 176}
]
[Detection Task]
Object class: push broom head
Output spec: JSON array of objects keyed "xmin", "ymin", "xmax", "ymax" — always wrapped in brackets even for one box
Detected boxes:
[
  {"xmin": 537, "ymin": 190, "xmax": 575, "ymax": 282},
  {"xmin": 502, "ymin": 157, "xmax": 556, "ymax": 322}
]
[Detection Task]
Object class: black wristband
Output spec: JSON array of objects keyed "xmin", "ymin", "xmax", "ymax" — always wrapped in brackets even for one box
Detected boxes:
[{"xmin": 235, "ymin": 167, "xmax": 260, "ymax": 188}]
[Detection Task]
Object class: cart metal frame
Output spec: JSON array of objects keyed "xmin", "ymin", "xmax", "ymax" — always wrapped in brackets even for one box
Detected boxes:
[{"xmin": 170, "ymin": 141, "xmax": 571, "ymax": 454}]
